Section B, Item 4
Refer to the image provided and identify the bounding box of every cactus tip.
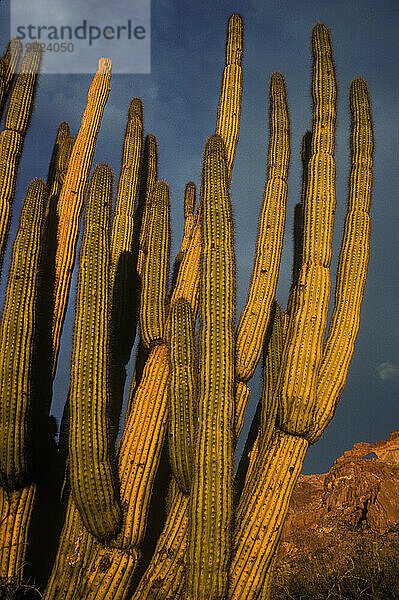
[98,57,112,73]
[128,97,144,120]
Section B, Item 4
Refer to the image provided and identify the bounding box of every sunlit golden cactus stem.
[0,179,45,490]
[277,23,336,437]
[140,180,170,349]
[228,431,308,600]
[236,72,289,382]
[71,344,169,600]
[187,135,236,600]
[137,133,158,276]
[177,182,196,260]
[309,78,373,442]
[110,97,143,285]
[0,42,42,266]
[69,164,122,541]
[216,14,243,182]
[168,298,196,493]
[52,57,112,379]
[0,39,22,114]
[311,24,336,156]
[239,303,286,514]
[0,485,36,584]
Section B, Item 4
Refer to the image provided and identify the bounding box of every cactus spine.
[69,164,121,540]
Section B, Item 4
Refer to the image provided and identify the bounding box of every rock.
[278,430,399,564]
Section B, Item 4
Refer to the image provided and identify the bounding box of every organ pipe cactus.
[52,58,112,378]
[187,134,236,600]
[167,298,196,493]
[69,164,122,541]
[0,14,374,600]
[0,42,42,268]
[0,179,46,490]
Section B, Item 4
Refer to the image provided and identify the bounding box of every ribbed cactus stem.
[228,431,308,600]
[0,485,36,583]
[277,23,336,437]
[187,134,236,599]
[52,58,112,379]
[216,14,243,181]
[109,97,143,441]
[57,135,76,186]
[139,180,170,349]
[1,38,23,99]
[46,121,70,202]
[0,179,46,490]
[69,164,122,541]
[110,97,143,284]
[171,182,196,289]
[168,298,196,493]
[180,182,196,256]
[236,72,289,382]
[309,78,373,442]
[0,42,42,267]
[137,134,158,277]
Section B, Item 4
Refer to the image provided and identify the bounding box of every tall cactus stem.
[52,57,112,380]
[69,164,122,541]
[187,134,236,599]
[0,179,46,490]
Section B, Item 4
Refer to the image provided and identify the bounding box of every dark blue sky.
[0,0,398,474]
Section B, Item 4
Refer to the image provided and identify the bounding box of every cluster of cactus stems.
[0,12,373,600]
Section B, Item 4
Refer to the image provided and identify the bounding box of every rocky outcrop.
[279,431,399,563]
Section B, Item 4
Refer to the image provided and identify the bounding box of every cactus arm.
[52,58,112,379]
[309,78,373,442]
[168,298,196,493]
[0,39,23,118]
[137,134,158,277]
[0,43,42,268]
[42,495,95,600]
[235,73,289,383]
[0,179,46,490]
[110,97,143,286]
[109,97,143,442]
[69,164,122,541]
[171,182,196,288]
[276,23,336,438]
[216,14,243,182]
[139,181,170,349]
[187,135,236,599]
[228,431,308,599]
[0,485,36,583]
[45,122,70,203]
